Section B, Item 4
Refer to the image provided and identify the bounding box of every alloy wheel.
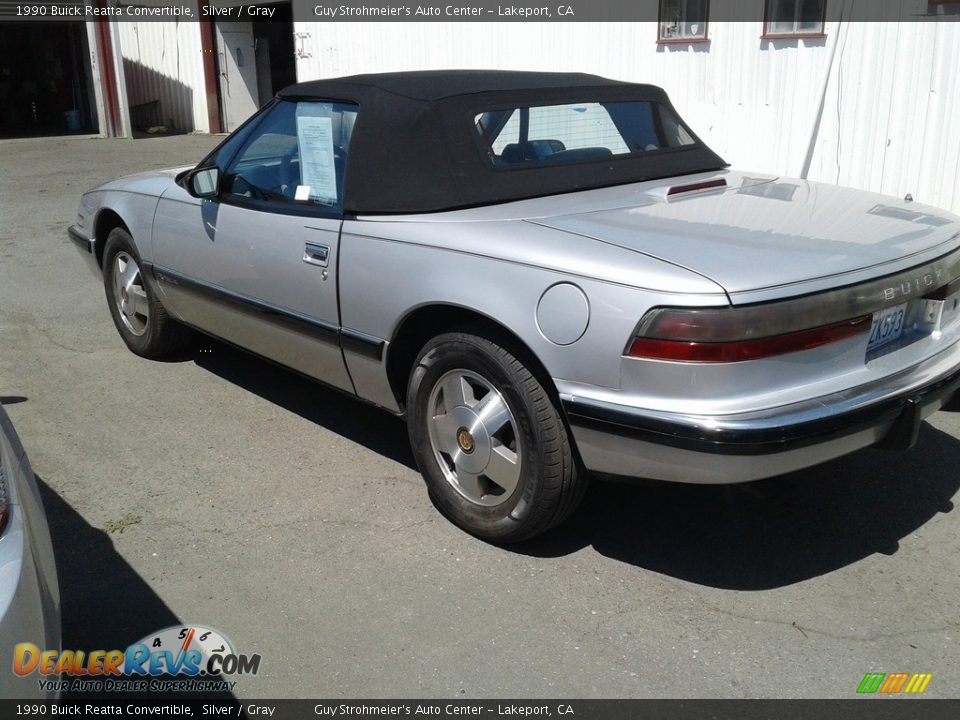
[426,369,522,507]
[112,251,149,336]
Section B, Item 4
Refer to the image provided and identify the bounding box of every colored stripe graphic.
[880,672,909,693]
[904,673,933,694]
[857,672,932,694]
[857,673,885,694]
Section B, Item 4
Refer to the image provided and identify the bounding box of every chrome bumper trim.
[562,354,960,456]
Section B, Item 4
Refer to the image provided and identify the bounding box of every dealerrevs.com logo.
[14,625,261,694]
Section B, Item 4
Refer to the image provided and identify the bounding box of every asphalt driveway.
[1,134,958,698]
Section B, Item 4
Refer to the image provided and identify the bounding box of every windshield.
[475,100,697,168]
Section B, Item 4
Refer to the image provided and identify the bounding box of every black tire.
[103,227,190,358]
[406,332,587,543]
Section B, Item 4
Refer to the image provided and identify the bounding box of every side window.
[221,99,357,212]
[200,101,274,170]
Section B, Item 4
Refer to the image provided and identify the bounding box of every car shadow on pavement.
[180,338,417,470]
[35,476,239,702]
[519,423,960,590]
[161,340,959,591]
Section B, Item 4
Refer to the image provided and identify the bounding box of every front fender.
[89,191,162,267]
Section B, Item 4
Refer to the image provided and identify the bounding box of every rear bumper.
[562,342,960,484]
[68,225,101,279]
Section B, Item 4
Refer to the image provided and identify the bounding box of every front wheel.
[406,332,587,543]
[103,228,190,358]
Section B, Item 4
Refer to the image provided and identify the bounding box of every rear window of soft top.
[474,100,696,168]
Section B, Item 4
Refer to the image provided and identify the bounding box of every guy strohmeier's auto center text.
[312,5,575,18]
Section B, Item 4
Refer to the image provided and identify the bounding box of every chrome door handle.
[303,242,329,267]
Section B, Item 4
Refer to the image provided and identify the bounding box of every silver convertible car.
[70,71,960,542]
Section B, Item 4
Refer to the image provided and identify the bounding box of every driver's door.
[151,99,357,392]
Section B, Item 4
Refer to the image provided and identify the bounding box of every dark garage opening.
[252,3,296,106]
[0,22,97,138]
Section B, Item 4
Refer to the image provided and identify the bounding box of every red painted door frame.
[93,15,121,136]
[199,2,223,134]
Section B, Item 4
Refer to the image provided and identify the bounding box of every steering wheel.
[230,175,267,201]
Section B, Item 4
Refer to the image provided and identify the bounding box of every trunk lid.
[529,174,960,298]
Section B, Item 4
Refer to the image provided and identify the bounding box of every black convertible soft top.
[278,70,727,214]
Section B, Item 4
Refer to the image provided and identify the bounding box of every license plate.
[867,303,907,353]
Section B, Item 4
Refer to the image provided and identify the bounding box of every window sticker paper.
[295,115,337,203]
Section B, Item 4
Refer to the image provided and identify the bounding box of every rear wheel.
[407,332,586,543]
[103,228,189,358]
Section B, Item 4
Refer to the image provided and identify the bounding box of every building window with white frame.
[763,0,827,38]
[658,0,709,44]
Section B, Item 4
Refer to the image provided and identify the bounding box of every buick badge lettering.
[882,270,943,301]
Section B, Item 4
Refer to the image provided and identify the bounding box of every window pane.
[766,0,796,33]
[658,106,695,146]
[772,0,797,21]
[489,110,519,154]
[660,0,683,38]
[529,103,630,154]
[204,105,269,169]
[222,99,356,210]
[798,0,824,30]
[766,0,824,34]
[659,0,708,40]
[475,100,696,168]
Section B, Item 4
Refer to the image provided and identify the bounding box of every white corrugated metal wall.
[292,15,960,213]
[118,14,209,133]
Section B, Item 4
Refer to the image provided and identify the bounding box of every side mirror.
[178,166,220,199]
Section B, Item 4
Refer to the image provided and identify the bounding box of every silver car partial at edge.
[0,402,60,698]
[68,71,960,542]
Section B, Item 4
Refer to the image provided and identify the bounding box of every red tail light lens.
[627,308,872,363]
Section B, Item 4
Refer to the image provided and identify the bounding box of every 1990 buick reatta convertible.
[69,71,960,542]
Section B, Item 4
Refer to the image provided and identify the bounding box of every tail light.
[626,306,872,363]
